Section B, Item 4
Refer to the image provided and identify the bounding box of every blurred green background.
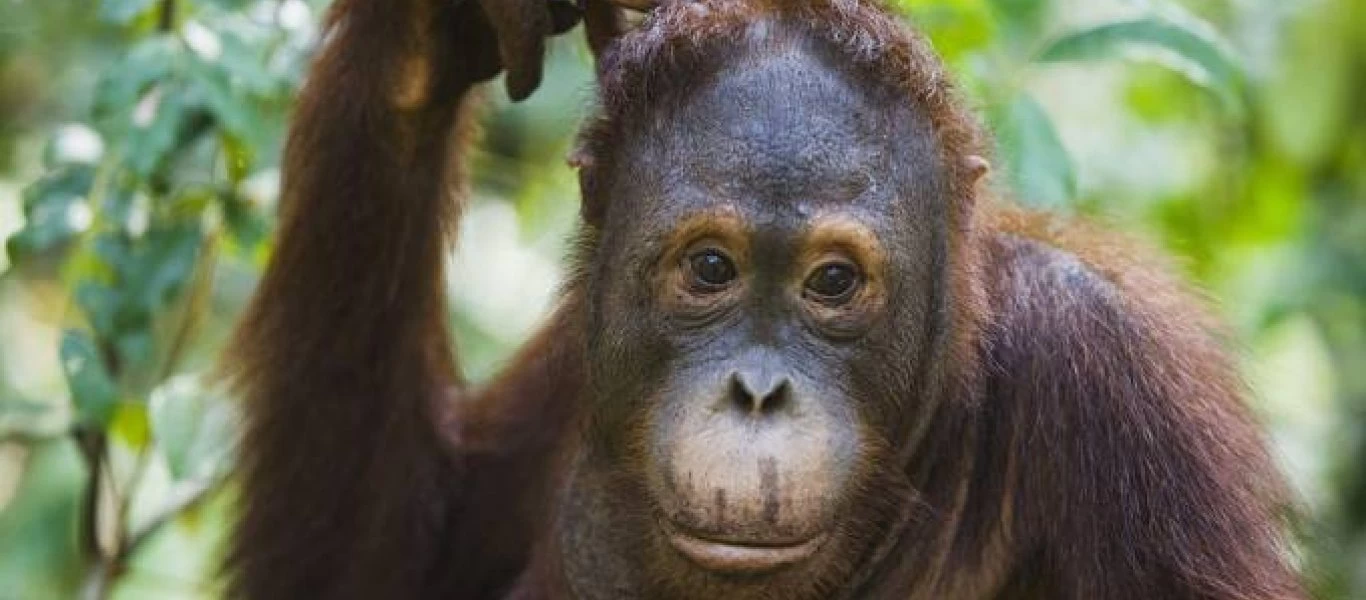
[0,0,1363,597]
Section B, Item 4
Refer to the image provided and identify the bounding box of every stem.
[80,561,115,600]
[113,447,152,552]
[157,233,219,383]
[75,427,112,600]
[75,428,107,563]
[158,0,176,32]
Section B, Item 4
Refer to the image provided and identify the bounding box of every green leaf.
[220,134,255,183]
[110,402,151,448]
[71,225,203,373]
[6,166,96,259]
[93,36,180,127]
[99,0,160,24]
[124,86,193,177]
[149,376,236,482]
[125,225,203,312]
[993,94,1076,208]
[75,282,122,340]
[1036,16,1244,114]
[114,330,155,373]
[60,330,120,425]
[97,178,140,234]
[220,189,269,251]
[216,30,285,96]
[187,59,268,146]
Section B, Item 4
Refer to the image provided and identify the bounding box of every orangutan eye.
[805,262,860,302]
[688,249,737,290]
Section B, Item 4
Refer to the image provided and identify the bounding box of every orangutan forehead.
[620,42,937,211]
[705,51,892,165]
[575,5,983,226]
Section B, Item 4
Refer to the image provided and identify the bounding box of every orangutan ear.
[964,154,990,184]
[567,145,594,171]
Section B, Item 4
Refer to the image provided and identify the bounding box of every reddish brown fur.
[223,1,1301,598]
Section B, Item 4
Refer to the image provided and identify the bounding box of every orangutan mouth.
[662,520,828,574]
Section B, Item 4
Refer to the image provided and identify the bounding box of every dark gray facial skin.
[561,25,953,600]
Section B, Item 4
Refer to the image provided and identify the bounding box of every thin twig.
[112,447,152,552]
[75,427,112,600]
[79,561,115,600]
[158,0,176,32]
[157,234,219,383]
[75,428,107,563]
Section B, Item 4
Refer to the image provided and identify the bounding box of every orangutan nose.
[729,369,792,416]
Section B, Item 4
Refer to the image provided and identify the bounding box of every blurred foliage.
[0,0,1363,598]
